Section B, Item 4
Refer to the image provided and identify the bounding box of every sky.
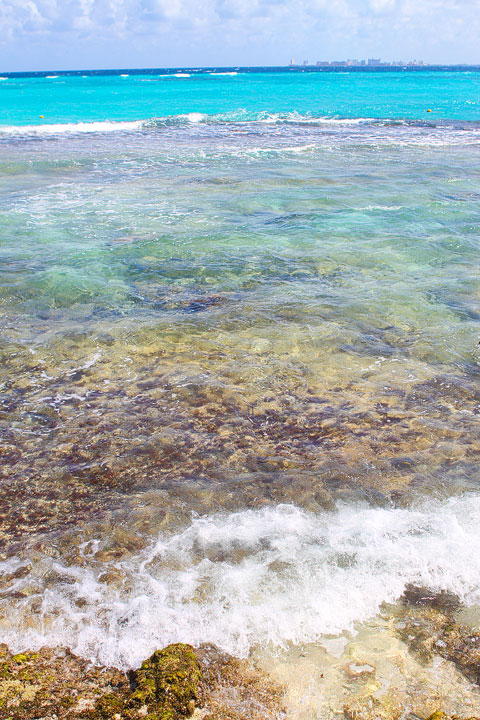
[0,0,479,71]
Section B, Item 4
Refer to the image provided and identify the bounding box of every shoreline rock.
[0,642,286,720]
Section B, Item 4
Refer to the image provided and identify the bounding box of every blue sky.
[1,0,479,71]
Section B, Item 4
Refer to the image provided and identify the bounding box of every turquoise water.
[1,69,480,716]
[1,69,480,126]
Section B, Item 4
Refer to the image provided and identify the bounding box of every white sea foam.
[174,73,191,77]
[238,112,374,125]
[359,205,405,211]
[0,119,145,135]
[226,143,318,158]
[1,494,480,669]
[182,112,205,123]
[46,75,59,79]
[286,115,373,125]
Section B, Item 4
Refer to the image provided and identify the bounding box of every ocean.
[1,68,480,718]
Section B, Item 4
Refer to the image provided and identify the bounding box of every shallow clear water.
[1,70,480,718]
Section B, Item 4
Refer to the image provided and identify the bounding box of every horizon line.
[2,63,480,76]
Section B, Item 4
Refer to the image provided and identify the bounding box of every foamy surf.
[0,119,145,135]
[1,494,480,669]
[181,112,205,122]
[0,111,479,145]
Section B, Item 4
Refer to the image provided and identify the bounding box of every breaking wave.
[1,494,480,668]
[1,111,480,141]
[0,119,146,135]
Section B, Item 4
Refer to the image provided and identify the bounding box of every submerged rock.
[402,583,461,612]
[196,643,286,719]
[342,688,403,720]
[339,586,480,720]
[396,586,480,685]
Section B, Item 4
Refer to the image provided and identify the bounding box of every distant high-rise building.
[290,58,295,66]
[316,61,330,66]
[368,58,381,66]
[303,60,309,66]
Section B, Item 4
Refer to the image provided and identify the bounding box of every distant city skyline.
[291,58,427,68]
[0,0,479,72]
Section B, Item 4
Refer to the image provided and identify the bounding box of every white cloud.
[0,0,479,68]
[369,0,397,13]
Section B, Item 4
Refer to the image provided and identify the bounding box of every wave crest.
[1,494,480,668]
[1,109,480,144]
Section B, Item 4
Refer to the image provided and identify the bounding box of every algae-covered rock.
[0,642,202,720]
[0,641,284,720]
[128,643,203,719]
[92,691,126,719]
[0,643,128,719]
[426,713,480,720]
